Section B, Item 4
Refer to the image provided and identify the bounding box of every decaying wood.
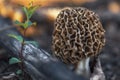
[0,17,88,80]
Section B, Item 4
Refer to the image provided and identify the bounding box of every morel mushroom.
[52,7,105,76]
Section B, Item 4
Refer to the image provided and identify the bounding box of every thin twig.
[19,28,28,77]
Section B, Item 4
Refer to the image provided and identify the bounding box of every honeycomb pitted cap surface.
[52,7,105,65]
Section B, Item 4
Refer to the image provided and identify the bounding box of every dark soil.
[100,35,120,80]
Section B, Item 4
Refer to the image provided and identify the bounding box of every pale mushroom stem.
[90,56,105,80]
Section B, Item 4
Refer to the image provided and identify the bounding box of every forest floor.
[100,33,120,80]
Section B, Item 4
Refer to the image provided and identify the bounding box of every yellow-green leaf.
[14,20,24,27]
[16,70,22,75]
[28,6,39,19]
[27,20,33,27]
[22,7,29,20]
[8,34,23,43]
[9,57,21,65]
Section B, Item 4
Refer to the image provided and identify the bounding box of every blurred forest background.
[0,0,120,80]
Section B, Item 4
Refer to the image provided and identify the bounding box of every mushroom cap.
[52,7,105,65]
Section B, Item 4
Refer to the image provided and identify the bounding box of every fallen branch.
[0,16,88,80]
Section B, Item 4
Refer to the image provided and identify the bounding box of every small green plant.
[8,57,23,80]
[8,1,39,79]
